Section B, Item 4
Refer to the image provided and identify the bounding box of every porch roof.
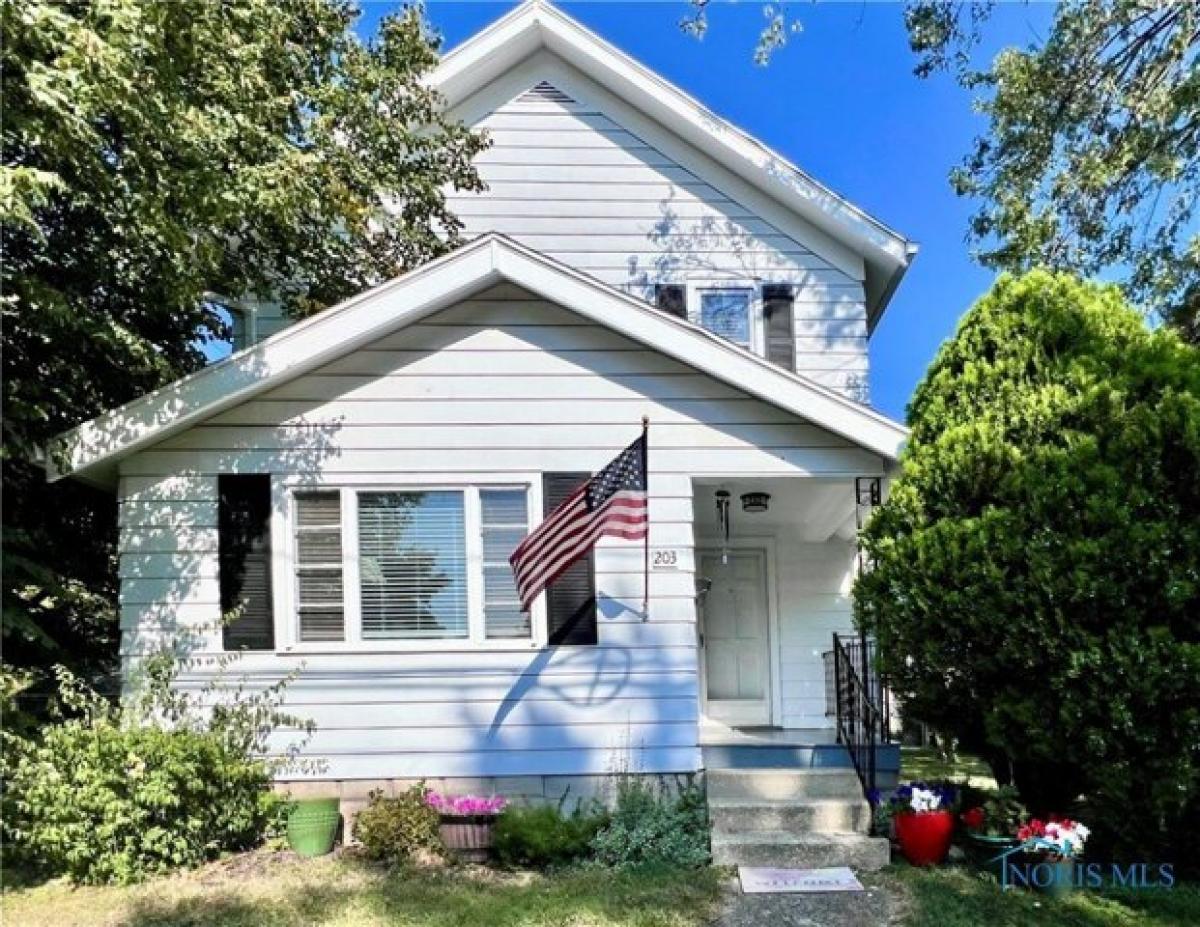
[48,234,908,489]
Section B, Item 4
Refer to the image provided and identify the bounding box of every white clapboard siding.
[259,697,699,729]
[119,447,882,478]
[117,288,879,779]
[444,84,871,399]
[774,535,859,729]
[265,721,698,756]
[229,77,875,403]
[277,749,703,780]
[187,671,699,706]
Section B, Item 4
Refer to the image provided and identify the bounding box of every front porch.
[689,477,896,870]
[690,475,891,740]
[699,719,900,785]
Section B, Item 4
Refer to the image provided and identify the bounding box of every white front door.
[699,550,771,726]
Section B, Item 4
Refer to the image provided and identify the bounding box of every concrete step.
[701,742,853,770]
[707,768,863,801]
[710,831,891,871]
[708,797,872,836]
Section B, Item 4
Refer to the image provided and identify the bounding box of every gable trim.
[48,234,907,489]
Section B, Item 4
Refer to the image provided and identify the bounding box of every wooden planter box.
[438,815,498,863]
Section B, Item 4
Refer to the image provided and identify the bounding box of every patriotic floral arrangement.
[1017,816,1090,859]
[869,781,958,824]
[425,792,508,817]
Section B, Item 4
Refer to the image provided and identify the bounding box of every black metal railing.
[831,632,889,795]
[823,637,887,722]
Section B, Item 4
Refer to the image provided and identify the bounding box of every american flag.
[510,432,648,611]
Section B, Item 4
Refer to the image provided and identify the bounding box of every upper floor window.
[693,285,756,350]
[654,281,795,371]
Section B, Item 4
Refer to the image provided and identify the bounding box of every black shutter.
[654,284,687,319]
[218,474,274,650]
[542,473,597,645]
[763,283,796,371]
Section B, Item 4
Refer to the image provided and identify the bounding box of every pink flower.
[425,792,507,816]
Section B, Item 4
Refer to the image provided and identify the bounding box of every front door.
[699,550,771,726]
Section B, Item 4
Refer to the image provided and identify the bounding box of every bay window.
[286,484,536,649]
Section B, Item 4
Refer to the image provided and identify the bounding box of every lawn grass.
[883,863,1199,927]
[1,852,727,927]
[900,746,998,788]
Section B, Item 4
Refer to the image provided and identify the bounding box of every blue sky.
[353,0,1053,421]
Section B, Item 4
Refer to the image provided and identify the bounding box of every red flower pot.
[895,810,954,866]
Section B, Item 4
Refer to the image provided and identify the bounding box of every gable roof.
[49,234,907,489]
[430,0,918,327]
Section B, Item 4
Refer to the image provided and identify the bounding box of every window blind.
[358,491,468,640]
[294,491,344,642]
[480,489,530,639]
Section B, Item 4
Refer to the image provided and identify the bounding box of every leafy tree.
[907,0,1199,339]
[1,0,487,701]
[853,271,1200,861]
[682,1,1200,338]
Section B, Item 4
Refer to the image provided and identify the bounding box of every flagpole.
[642,415,650,621]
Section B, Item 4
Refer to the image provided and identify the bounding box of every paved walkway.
[712,873,901,927]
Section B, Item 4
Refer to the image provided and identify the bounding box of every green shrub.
[493,800,608,869]
[2,647,309,884]
[854,271,1200,863]
[353,784,442,863]
[4,719,279,884]
[590,777,709,869]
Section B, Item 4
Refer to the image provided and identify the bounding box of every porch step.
[711,831,891,871]
[709,797,872,836]
[701,742,853,770]
[707,768,863,801]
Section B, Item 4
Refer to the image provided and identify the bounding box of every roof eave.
[49,234,907,489]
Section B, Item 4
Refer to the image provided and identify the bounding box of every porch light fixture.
[740,491,770,514]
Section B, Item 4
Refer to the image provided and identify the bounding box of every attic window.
[517,81,577,104]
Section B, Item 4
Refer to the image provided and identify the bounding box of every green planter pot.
[965,833,1021,880]
[287,797,341,857]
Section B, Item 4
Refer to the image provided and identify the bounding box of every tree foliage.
[681,1,1200,339]
[907,0,1200,339]
[1,0,486,696]
[853,271,1200,860]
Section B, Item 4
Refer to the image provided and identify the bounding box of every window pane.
[295,492,344,642]
[296,530,342,564]
[481,489,530,639]
[699,290,751,346]
[295,492,341,527]
[296,608,344,642]
[358,491,468,639]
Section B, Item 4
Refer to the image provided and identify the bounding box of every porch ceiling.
[693,478,857,543]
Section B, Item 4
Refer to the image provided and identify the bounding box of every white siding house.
[51,1,910,844]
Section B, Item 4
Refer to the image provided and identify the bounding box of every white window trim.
[685,278,763,355]
[272,474,546,654]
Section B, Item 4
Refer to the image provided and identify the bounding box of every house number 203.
[652,550,679,569]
